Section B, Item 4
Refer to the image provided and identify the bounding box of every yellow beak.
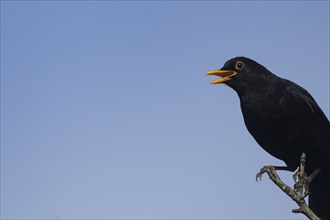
[206,70,237,84]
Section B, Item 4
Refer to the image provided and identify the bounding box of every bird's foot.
[293,168,321,198]
[256,165,291,181]
[292,168,306,198]
[256,165,276,181]
[293,167,307,198]
[292,168,300,183]
[293,180,306,198]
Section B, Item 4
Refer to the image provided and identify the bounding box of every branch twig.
[256,153,320,220]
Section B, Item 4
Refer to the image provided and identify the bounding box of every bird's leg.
[292,153,320,198]
[256,165,292,181]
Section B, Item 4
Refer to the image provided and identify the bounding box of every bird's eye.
[235,61,244,70]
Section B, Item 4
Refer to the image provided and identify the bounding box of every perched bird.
[207,57,330,219]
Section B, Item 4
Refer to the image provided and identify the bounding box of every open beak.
[206,70,237,84]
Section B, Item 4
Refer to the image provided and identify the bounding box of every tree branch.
[256,153,320,220]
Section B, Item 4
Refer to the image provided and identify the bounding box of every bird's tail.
[309,169,330,219]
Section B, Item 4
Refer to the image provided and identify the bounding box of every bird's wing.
[285,80,330,129]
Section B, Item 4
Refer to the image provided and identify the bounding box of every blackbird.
[207,57,330,219]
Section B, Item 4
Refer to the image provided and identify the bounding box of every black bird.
[207,57,330,219]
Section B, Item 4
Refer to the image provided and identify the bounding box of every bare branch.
[256,153,320,220]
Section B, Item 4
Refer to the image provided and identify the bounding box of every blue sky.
[1,1,329,219]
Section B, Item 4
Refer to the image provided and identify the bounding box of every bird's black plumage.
[207,57,330,219]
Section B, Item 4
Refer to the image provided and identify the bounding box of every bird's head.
[207,57,274,93]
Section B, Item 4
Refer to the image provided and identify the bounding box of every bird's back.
[239,77,330,171]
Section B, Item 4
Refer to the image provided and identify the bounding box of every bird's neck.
[234,74,279,99]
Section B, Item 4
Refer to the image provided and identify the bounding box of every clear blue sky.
[1,1,329,219]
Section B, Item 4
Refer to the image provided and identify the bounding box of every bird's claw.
[293,168,320,198]
[256,171,264,181]
[293,172,309,198]
[256,166,274,182]
[292,168,300,183]
[294,177,310,198]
